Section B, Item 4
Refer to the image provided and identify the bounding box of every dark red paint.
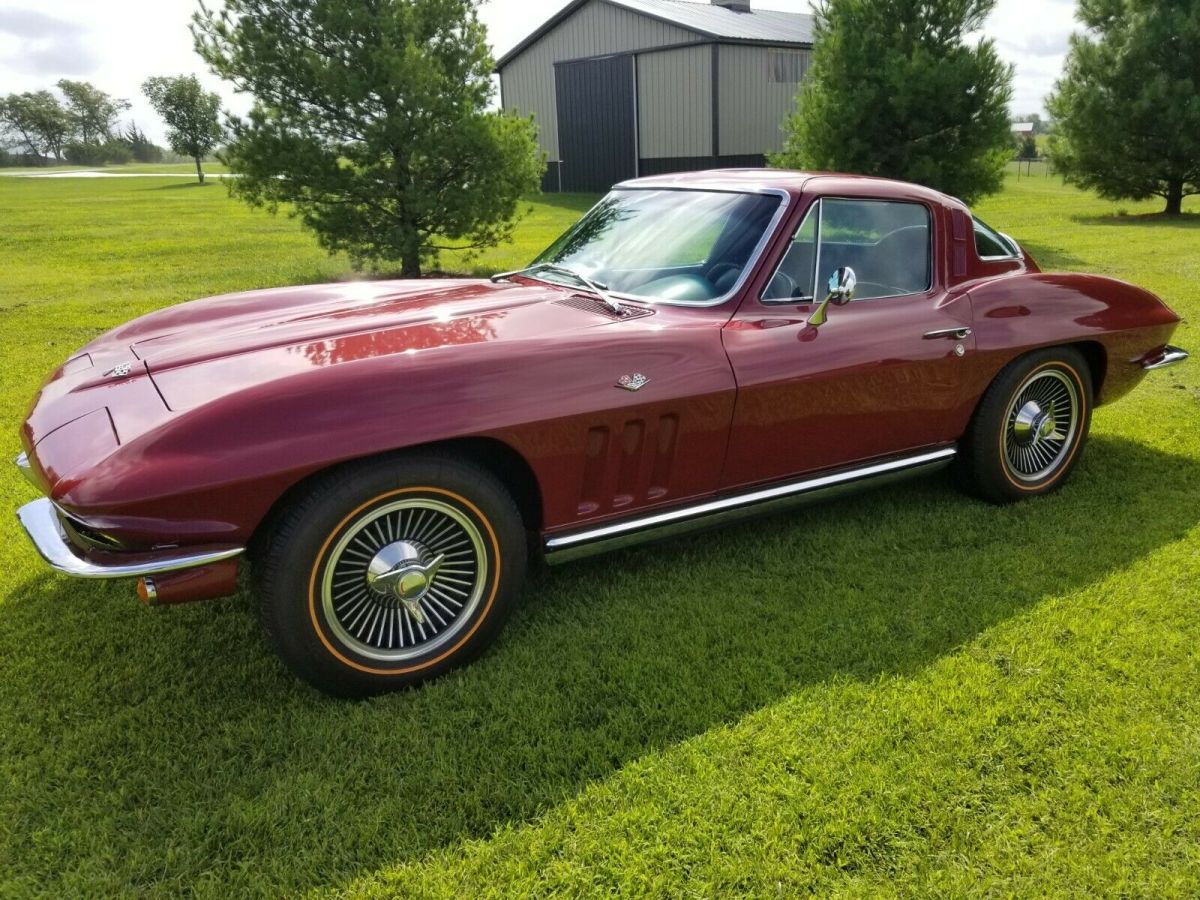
[19,170,1183,563]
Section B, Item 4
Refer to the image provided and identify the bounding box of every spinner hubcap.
[1012,401,1058,444]
[320,498,488,662]
[1002,368,1080,482]
[366,541,439,603]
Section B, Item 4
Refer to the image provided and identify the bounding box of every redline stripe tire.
[255,453,526,697]
[960,347,1093,505]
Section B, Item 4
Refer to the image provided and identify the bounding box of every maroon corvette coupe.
[16,170,1188,695]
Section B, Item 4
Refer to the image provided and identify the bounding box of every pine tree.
[193,0,543,277]
[773,0,1013,204]
[1048,0,1200,215]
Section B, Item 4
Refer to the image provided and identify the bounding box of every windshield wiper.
[491,263,623,315]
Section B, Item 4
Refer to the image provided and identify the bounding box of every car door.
[719,194,977,489]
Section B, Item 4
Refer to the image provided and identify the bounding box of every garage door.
[554,55,637,193]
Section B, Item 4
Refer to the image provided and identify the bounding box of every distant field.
[0,172,1197,897]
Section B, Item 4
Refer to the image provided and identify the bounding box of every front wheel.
[256,453,527,697]
[960,346,1094,504]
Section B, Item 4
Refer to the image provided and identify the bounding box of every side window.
[818,199,931,300]
[973,217,1015,259]
[763,203,818,300]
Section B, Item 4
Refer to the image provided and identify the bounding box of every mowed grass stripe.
[0,170,1196,897]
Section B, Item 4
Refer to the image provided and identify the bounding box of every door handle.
[923,327,972,340]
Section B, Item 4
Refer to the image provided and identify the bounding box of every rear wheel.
[960,346,1093,504]
[256,453,526,696]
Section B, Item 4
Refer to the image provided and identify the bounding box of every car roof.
[616,169,961,209]
[616,168,814,194]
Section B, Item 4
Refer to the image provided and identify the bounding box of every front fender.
[58,313,736,543]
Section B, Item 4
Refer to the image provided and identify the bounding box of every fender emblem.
[104,362,134,378]
[616,373,649,391]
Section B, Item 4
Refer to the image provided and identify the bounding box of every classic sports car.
[15,170,1188,696]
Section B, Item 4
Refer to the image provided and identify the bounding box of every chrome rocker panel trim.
[543,446,957,564]
[1142,345,1189,371]
[16,497,244,579]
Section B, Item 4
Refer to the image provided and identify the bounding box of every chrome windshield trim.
[16,498,243,579]
[1142,345,1189,370]
[544,446,956,562]
[504,187,792,309]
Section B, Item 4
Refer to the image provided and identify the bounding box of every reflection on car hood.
[99,279,552,369]
[78,277,643,411]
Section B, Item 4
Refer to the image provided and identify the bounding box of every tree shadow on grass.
[150,181,220,191]
[1071,211,1200,229]
[1,436,1196,893]
[1018,240,1092,272]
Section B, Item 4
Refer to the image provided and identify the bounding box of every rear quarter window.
[974,218,1016,259]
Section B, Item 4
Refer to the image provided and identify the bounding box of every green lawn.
[0,173,1197,897]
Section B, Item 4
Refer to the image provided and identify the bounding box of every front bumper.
[1142,345,1189,370]
[15,496,243,579]
[15,451,37,488]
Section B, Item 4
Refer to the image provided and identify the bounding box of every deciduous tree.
[56,80,129,146]
[193,0,543,277]
[773,0,1014,204]
[143,75,223,183]
[1048,0,1200,215]
[0,91,70,162]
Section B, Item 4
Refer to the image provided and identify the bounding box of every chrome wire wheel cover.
[1001,368,1080,482]
[320,498,487,662]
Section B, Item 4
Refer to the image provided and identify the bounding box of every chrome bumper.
[15,497,243,579]
[15,451,36,487]
[1142,345,1189,370]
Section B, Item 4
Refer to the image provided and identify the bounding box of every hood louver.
[553,294,654,321]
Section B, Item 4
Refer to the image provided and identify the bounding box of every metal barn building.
[496,0,814,192]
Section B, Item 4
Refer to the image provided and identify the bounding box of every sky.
[0,0,1078,146]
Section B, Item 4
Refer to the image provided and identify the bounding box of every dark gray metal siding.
[555,55,638,193]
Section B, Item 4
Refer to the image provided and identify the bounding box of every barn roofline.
[493,0,813,72]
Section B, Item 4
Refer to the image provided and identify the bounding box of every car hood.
[100,278,557,370]
[82,277,637,410]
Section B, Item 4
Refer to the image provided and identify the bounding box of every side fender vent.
[554,294,654,321]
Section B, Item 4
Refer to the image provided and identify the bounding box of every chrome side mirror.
[807,266,857,327]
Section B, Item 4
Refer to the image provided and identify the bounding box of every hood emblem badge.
[616,373,649,392]
[104,362,134,379]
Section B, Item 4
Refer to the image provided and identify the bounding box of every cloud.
[0,8,98,76]
[1025,32,1071,57]
[0,8,83,39]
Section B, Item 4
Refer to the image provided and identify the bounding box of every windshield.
[532,189,783,305]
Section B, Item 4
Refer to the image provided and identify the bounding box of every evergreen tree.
[1048,0,1200,215]
[121,124,164,164]
[773,0,1013,204]
[193,0,543,277]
